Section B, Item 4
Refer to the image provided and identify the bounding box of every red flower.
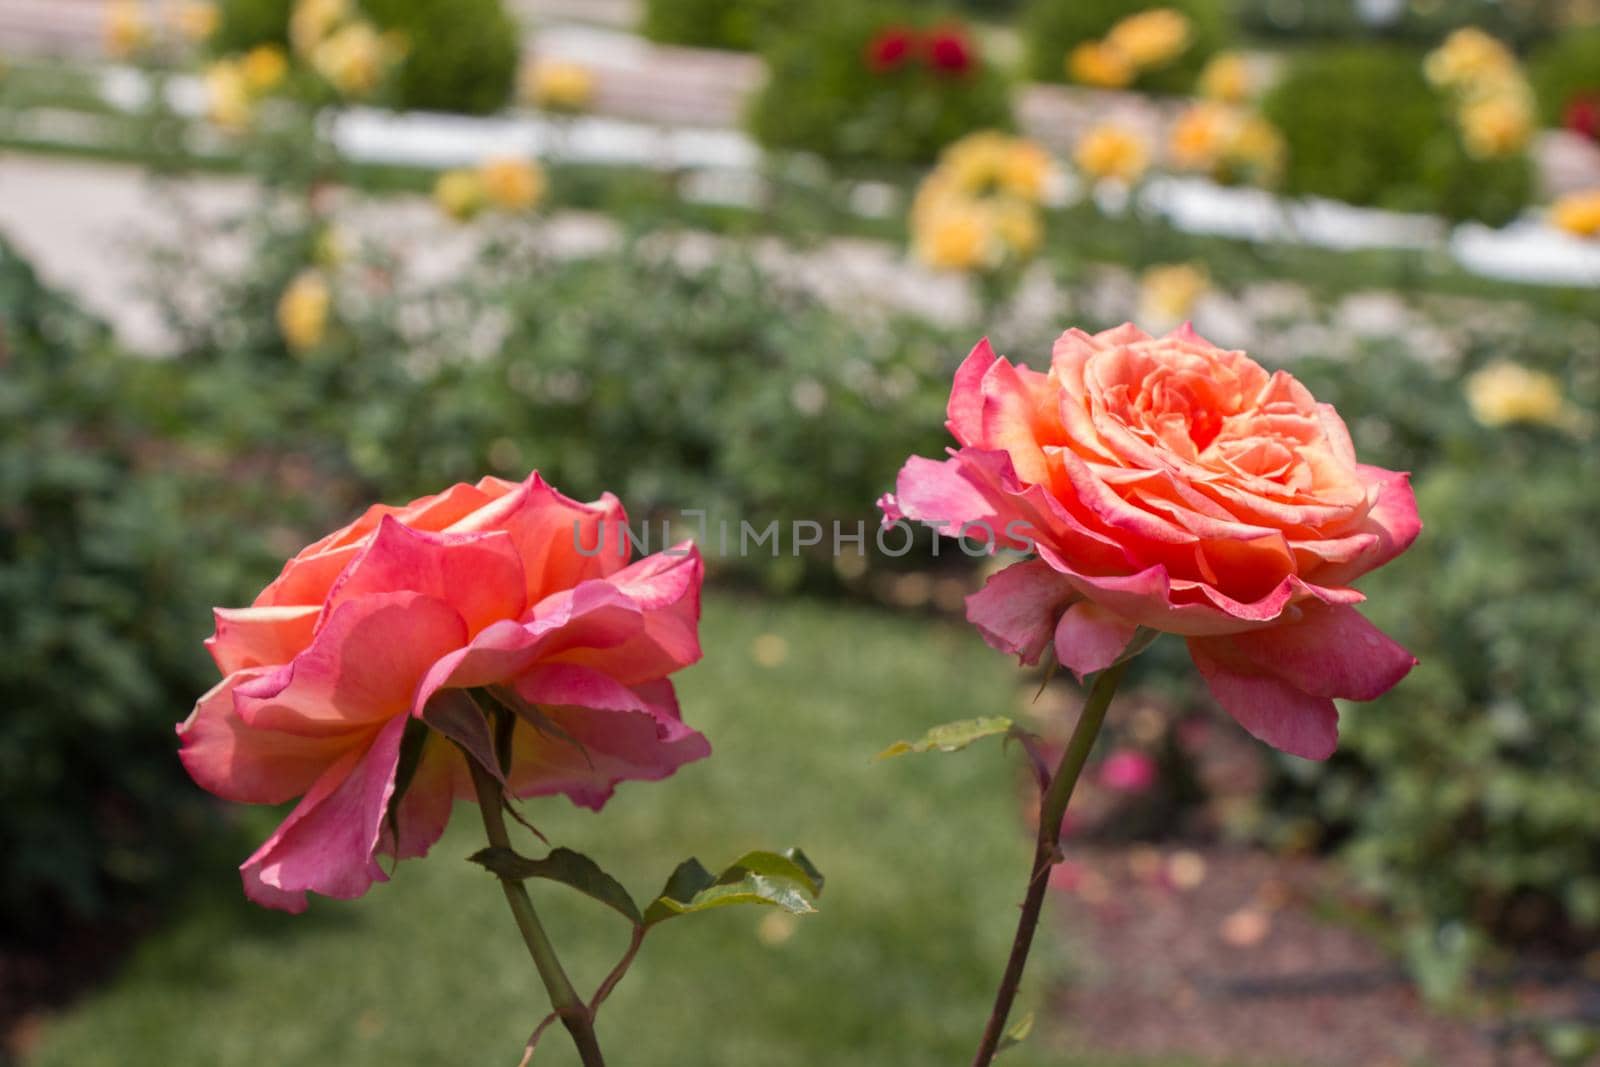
[925,24,976,77]
[865,26,918,74]
[1565,94,1600,143]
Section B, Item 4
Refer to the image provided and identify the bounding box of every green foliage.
[747,4,1014,167]
[1529,26,1600,127]
[214,0,292,53]
[1274,320,1600,974]
[0,240,278,937]
[362,0,519,115]
[215,0,518,113]
[640,0,794,51]
[1022,0,1229,93]
[1263,45,1533,225]
[876,716,1017,760]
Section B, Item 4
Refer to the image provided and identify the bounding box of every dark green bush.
[1267,320,1600,975]
[213,0,291,53]
[1529,26,1600,127]
[640,0,795,51]
[748,5,1013,167]
[216,0,518,114]
[1263,46,1533,225]
[1022,0,1228,93]
[361,0,519,114]
[0,241,281,939]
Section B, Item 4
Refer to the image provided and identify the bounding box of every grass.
[25,595,1258,1067]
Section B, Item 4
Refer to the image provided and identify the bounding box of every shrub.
[1529,26,1600,129]
[748,5,1013,167]
[213,0,291,53]
[640,0,793,52]
[1022,0,1229,94]
[361,0,519,114]
[1265,320,1600,977]
[215,0,518,113]
[1263,46,1533,226]
[0,241,280,939]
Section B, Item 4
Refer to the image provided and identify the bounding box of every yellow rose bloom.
[479,157,546,212]
[312,21,385,97]
[1424,28,1516,92]
[989,200,1043,258]
[1198,51,1251,103]
[940,132,1054,203]
[204,59,252,132]
[290,0,348,57]
[1551,189,1600,239]
[278,270,331,352]
[1105,8,1192,70]
[105,0,149,59]
[915,207,994,272]
[522,59,595,113]
[1067,40,1134,89]
[1464,362,1567,428]
[434,169,485,222]
[1139,262,1209,324]
[242,45,289,93]
[1458,88,1533,159]
[1074,124,1150,184]
[169,0,219,44]
[1169,102,1230,170]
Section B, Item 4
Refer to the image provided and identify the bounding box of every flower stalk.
[463,749,607,1067]
[971,658,1131,1067]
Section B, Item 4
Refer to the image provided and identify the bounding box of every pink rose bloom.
[881,325,1420,760]
[179,472,708,912]
[1098,749,1158,793]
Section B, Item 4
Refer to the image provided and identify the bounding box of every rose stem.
[463,751,608,1067]
[971,658,1131,1067]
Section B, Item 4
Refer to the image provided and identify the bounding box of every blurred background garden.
[2,0,1599,1063]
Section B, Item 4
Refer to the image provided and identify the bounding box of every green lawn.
[29,595,1255,1067]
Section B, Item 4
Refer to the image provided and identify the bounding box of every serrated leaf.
[875,716,1015,761]
[423,689,504,784]
[643,850,824,927]
[470,846,641,925]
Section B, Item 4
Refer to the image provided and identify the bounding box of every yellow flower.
[1067,40,1134,89]
[1458,88,1533,159]
[1464,362,1567,428]
[242,45,288,93]
[478,157,546,212]
[290,0,348,56]
[434,169,485,222]
[988,199,1042,258]
[1198,51,1251,103]
[1551,189,1600,239]
[940,131,1054,203]
[105,0,149,59]
[1424,28,1516,92]
[1225,113,1285,184]
[1105,8,1192,70]
[203,59,252,132]
[522,59,595,113]
[1169,102,1229,171]
[915,206,994,272]
[168,0,218,44]
[1074,124,1149,184]
[311,21,385,97]
[277,270,331,352]
[1139,263,1209,324]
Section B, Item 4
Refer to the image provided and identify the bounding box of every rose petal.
[206,605,320,675]
[965,559,1077,665]
[1054,601,1140,681]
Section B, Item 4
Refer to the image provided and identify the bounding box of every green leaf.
[422,689,504,784]
[469,846,642,925]
[875,716,1014,761]
[996,1010,1034,1055]
[643,850,824,927]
